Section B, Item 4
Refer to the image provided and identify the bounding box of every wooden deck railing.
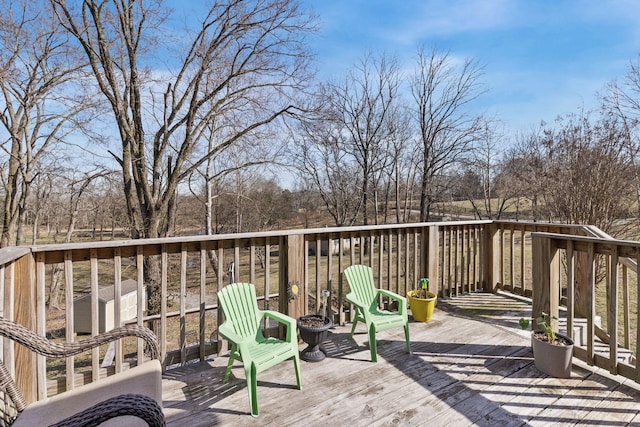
[1,219,635,404]
[532,231,640,384]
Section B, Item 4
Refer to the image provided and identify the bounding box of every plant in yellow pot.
[407,278,437,322]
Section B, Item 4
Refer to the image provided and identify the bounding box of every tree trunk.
[419,172,429,222]
[1,140,21,248]
[48,265,64,310]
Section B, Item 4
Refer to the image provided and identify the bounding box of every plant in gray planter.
[297,314,332,362]
[520,312,574,378]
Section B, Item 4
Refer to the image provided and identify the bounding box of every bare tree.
[85,174,129,240]
[379,107,411,224]
[410,47,485,221]
[602,60,640,217]
[328,52,403,226]
[187,122,283,276]
[52,1,315,311]
[458,121,515,219]
[29,170,54,244]
[543,112,634,232]
[292,106,363,226]
[0,0,92,247]
[51,0,315,240]
[48,169,109,308]
[509,111,635,233]
[401,145,422,223]
[502,126,550,221]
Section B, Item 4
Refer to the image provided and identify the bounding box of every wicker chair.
[0,317,164,426]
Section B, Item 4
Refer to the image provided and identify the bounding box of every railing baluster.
[35,253,46,400]
[90,249,99,381]
[472,227,478,292]
[415,229,421,290]
[161,246,168,364]
[609,245,619,375]
[338,236,344,325]
[64,250,74,391]
[455,227,460,296]
[217,246,224,356]
[586,242,595,366]
[136,246,144,362]
[249,239,256,289]
[0,265,4,321]
[5,262,14,381]
[509,224,515,291]
[566,241,575,342]
[404,230,410,295]
[265,241,271,312]
[314,237,320,316]
[622,264,630,349]
[180,244,187,366]
[499,227,505,288]
[327,237,333,306]
[375,233,382,290]
[520,227,526,294]
[635,246,640,383]
[199,245,206,361]
[304,238,309,320]
[463,225,468,293]
[447,227,452,297]
[234,241,240,282]
[348,236,355,323]
[114,247,122,373]
[387,230,393,293]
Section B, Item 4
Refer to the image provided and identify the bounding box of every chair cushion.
[13,359,162,427]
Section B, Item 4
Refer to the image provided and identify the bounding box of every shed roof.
[75,279,140,303]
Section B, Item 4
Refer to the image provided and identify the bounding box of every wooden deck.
[161,293,640,426]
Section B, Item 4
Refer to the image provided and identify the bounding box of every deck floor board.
[162,293,640,426]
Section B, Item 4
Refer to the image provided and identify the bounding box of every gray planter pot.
[297,315,332,362]
[531,331,574,378]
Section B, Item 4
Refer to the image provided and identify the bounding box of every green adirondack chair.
[217,282,301,417]
[344,264,411,362]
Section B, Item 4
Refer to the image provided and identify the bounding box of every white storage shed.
[73,279,145,334]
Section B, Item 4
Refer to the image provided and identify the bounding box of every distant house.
[73,279,145,334]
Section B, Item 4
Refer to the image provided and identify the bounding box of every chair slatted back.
[344,265,377,307]
[218,283,261,339]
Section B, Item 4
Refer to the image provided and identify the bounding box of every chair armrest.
[377,289,406,305]
[262,310,295,327]
[262,310,296,341]
[377,289,407,313]
[0,317,160,416]
[0,317,159,361]
[345,292,362,307]
[48,393,165,427]
[218,322,245,344]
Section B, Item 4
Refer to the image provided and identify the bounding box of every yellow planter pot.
[407,290,437,322]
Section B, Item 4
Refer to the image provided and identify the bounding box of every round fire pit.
[297,314,332,362]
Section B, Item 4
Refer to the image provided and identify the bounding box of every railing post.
[426,225,439,294]
[574,251,590,318]
[280,234,305,322]
[482,223,499,292]
[14,252,37,403]
[532,234,560,329]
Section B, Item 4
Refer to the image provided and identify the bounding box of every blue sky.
[302,0,640,136]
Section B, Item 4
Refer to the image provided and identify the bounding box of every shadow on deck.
[162,292,640,426]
